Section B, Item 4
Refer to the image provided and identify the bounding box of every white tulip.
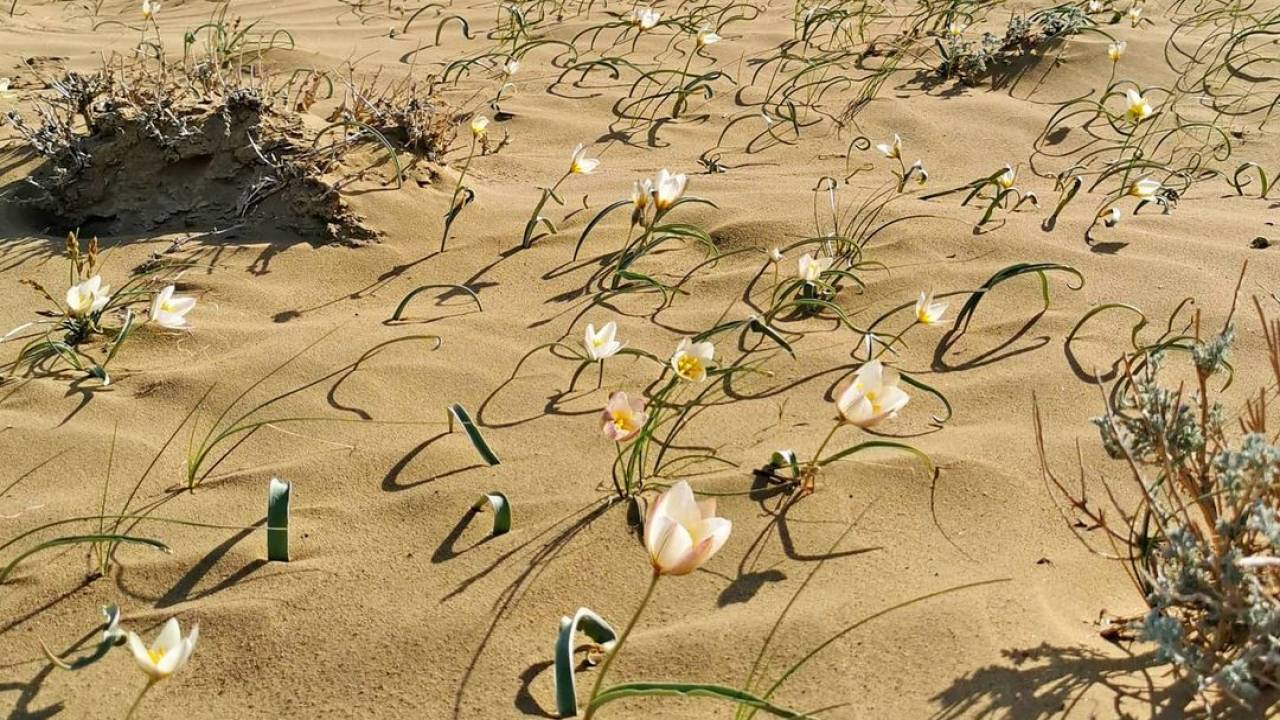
[915,290,948,325]
[696,28,721,47]
[631,7,661,29]
[1124,89,1153,123]
[1129,177,1162,199]
[797,253,833,283]
[1127,5,1142,23]
[65,276,110,317]
[569,143,600,175]
[470,115,490,138]
[671,338,714,382]
[876,133,902,159]
[1108,41,1126,62]
[770,247,784,263]
[150,285,196,330]
[654,169,687,210]
[644,480,731,576]
[834,360,910,428]
[583,321,623,361]
[503,59,520,76]
[997,164,1016,189]
[141,0,159,19]
[126,618,198,682]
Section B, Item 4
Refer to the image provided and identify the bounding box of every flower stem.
[810,420,842,468]
[584,570,661,719]
[124,679,157,720]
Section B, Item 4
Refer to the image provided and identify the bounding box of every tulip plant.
[0,232,197,387]
[520,143,600,249]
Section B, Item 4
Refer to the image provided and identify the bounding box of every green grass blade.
[555,607,618,717]
[449,403,499,466]
[267,477,291,562]
[472,492,511,536]
[590,682,813,718]
[0,535,171,585]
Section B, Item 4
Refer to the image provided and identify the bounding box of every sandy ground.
[2,0,1279,717]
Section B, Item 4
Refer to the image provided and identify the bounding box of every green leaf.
[267,477,291,562]
[817,440,933,474]
[749,317,795,357]
[590,682,814,718]
[555,608,618,717]
[0,535,171,585]
[449,403,500,466]
[471,492,511,536]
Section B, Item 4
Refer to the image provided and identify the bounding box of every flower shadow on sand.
[930,643,1279,719]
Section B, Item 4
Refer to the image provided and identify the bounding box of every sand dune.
[2,0,1279,717]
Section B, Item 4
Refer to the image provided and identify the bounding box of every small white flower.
[834,360,910,428]
[503,58,520,76]
[569,143,600,175]
[1129,177,1162,199]
[1103,207,1122,226]
[65,276,110,317]
[696,28,721,47]
[770,247,784,263]
[997,164,1016,190]
[631,7,661,29]
[470,115,490,138]
[1127,4,1142,24]
[583,321,623,361]
[1124,88,1154,123]
[671,338,714,382]
[141,0,159,18]
[1108,41,1126,62]
[914,290,948,325]
[126,618,198,682]
[876,133,902,159]
[797,253,833,283]
[1088,0,1103,11]
[150,285,196,330]
[654,169,687,210]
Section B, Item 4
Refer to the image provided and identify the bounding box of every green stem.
[442,137,478,252]
[584,570,661,719]
[810,421,842,467]
[124,679,158,720]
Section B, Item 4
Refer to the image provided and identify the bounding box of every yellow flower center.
[917,308,931,323]
[148,647,166,665]
[676,355,702,379]
[611,409,637,432]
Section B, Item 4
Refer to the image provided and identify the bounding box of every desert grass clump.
[936,5,1100,85]
[1040,292,1280,709]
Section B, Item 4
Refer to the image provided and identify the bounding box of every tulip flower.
[644,480,731,576]
[150,286,196,330]
[770,247,784,262]
[569,144,600,175]
[915,290,948,325]
[997,165,1016,190]
[797,253,833,284]
[696,28,721,47]
[1129,177,1161,199]
[946,21,963,37]
[65,276,110,318]
[470,115,490,138]
[581,480,733,718]
[631,7,661,29]
[1088,0,1103,11]
[142,0,159,19]
[834,360,910,428]
[1124,89,1153,123]
[127,618,198,682]
[876,134,902,159]
[671,338,714,382]
[1108,41,1125,62]
[601,391,647,442]
[1103,207,1122,226]
[654,169,687,210]
[1127,5,1142,24]
[583,321,623,361]
[503,59,520,76]
[631,179,653,210]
